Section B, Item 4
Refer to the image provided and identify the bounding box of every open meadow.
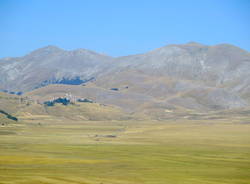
[0,118,250,184]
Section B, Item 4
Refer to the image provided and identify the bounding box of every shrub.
[110,88,119,91]
[44,98,71,106]
[77,98,93,103]
[0,110,18,121]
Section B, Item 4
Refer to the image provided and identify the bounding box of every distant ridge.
[0,42,249,112]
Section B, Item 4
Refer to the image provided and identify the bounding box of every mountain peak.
[186,41,203,45]
[27,45,64,57]
[185,41,205,47]
[36,45,63,52]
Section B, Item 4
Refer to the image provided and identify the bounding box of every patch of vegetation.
[57,76,86,85]
[0,90,23,96]
[0,110,18,121]
[110,88,119,91]
[77,98,93,103]
[43,101,54,106]
[44,97,71,106]
[16,91,23,95]
[36,77,95,89]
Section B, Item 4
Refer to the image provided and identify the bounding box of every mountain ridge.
[0,42,249,113]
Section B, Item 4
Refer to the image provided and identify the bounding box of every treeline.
[0,110,18,121]
[44,97,94,106]
[0,89,22,95]
[44,98,71,106]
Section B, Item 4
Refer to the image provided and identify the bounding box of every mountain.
[93,42,250,111]
[0,45,113,92]
[0,42,250,113]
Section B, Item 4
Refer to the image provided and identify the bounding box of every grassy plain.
[0,117,250,184]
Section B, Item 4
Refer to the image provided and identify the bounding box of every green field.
[0,119,250,184]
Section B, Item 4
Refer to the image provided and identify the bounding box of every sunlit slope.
[2,87,250,121]
[1,42,250,112]
[0,91,131,121]
[17,102,131,121]
[0,92,21,114]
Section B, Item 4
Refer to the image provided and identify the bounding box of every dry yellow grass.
[0,117,250,184]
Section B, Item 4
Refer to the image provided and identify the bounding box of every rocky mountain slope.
[0,46,113,92]
[1,42,249,113]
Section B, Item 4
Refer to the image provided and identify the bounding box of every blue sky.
[0,0,249,57]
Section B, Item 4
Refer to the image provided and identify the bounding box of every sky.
[0,0,249,58]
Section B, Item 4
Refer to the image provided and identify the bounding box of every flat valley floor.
[0,118,250,184]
